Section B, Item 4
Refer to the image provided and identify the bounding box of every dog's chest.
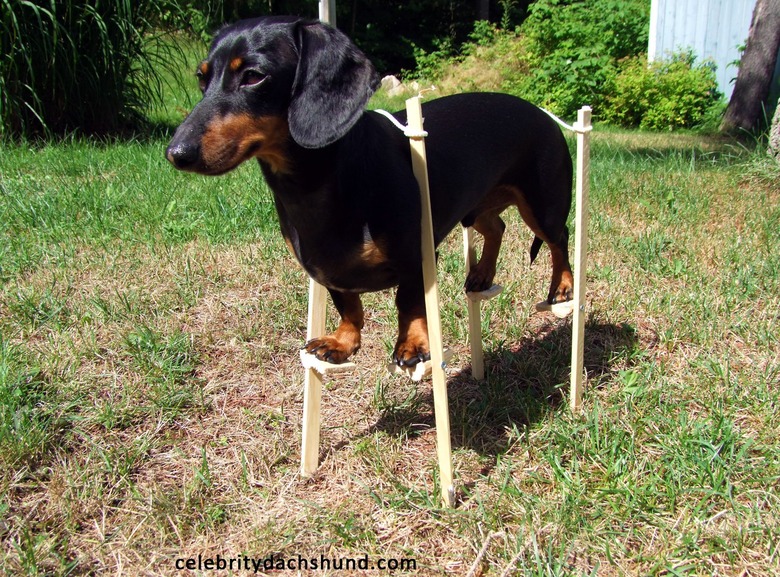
[281,219,397,293]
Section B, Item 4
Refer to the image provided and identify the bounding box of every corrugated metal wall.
[648,0,757,99]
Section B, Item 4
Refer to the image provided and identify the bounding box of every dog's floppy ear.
[289,21,379,148]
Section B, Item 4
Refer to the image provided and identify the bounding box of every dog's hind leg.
[513,191,573,304]
[304,290,363,363]
[545,228,574,304]
[464,211,506,293]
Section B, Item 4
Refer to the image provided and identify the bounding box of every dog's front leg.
[393,274,430,367]
[304,290,364,364]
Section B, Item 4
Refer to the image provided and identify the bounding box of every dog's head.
[166,16,379,175]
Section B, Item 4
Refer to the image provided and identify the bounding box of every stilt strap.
[374,109,429,139]
[541,108,593,134]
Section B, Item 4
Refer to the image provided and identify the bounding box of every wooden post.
[405,96,455,508]
[318,0,336,27]
[463,227,485,380]
[570,106,591,411]
[304,0,340,481]
[462,228,503,381]
[300,279,328,476]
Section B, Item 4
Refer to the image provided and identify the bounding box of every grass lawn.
[1,49,779,575]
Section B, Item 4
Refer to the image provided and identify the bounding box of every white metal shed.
[648,0,758,99]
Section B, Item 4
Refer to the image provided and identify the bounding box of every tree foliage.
[1,0,726,136]
[1,0,530,137]
[163,1,533,74]
[518,0,650,117]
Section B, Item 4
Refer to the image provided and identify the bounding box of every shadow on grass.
[371,320,638,457]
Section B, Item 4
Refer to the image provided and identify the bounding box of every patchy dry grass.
[1,116,779,577]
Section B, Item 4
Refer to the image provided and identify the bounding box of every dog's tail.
[529,236,543,264]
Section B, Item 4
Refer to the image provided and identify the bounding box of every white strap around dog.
[541,107,593,134]
[373,108,429,139]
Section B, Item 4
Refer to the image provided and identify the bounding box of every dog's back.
[394,93,573,244]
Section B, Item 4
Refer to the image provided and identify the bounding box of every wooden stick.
[405,96,455,508]
[570,106,592,412]
[318,0,336,26]
[300,278,327,476]
[463,227,485,380]
[463,228,503,380]
[306,0,337,482]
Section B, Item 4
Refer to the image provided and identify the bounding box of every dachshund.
[166,16,573,368]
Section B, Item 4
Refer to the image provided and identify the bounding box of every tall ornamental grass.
[0,0,183,138]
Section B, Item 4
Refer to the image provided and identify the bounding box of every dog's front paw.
[393,338,431,367]
[464,264,496,293]
[304,335,358,364]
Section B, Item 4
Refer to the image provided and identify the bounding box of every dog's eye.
[241,70,267,88]
[195,70,208,93]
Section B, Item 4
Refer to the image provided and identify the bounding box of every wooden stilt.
[405,96,455,508]
[463,227,504,380]
[570,106,592,412]
[463,227,484,380]
[300,279,328,476]
[318,0,336,27]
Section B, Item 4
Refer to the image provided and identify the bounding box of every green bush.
[0,1,184,138]
[602,52,723,129]
[516,0,650,118]
[411,35,457,81]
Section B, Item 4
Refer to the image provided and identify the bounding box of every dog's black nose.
[166,141,200,170]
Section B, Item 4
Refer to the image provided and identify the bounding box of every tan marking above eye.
[229,57,243,72]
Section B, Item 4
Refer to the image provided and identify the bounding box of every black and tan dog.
[167,16,573,368]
